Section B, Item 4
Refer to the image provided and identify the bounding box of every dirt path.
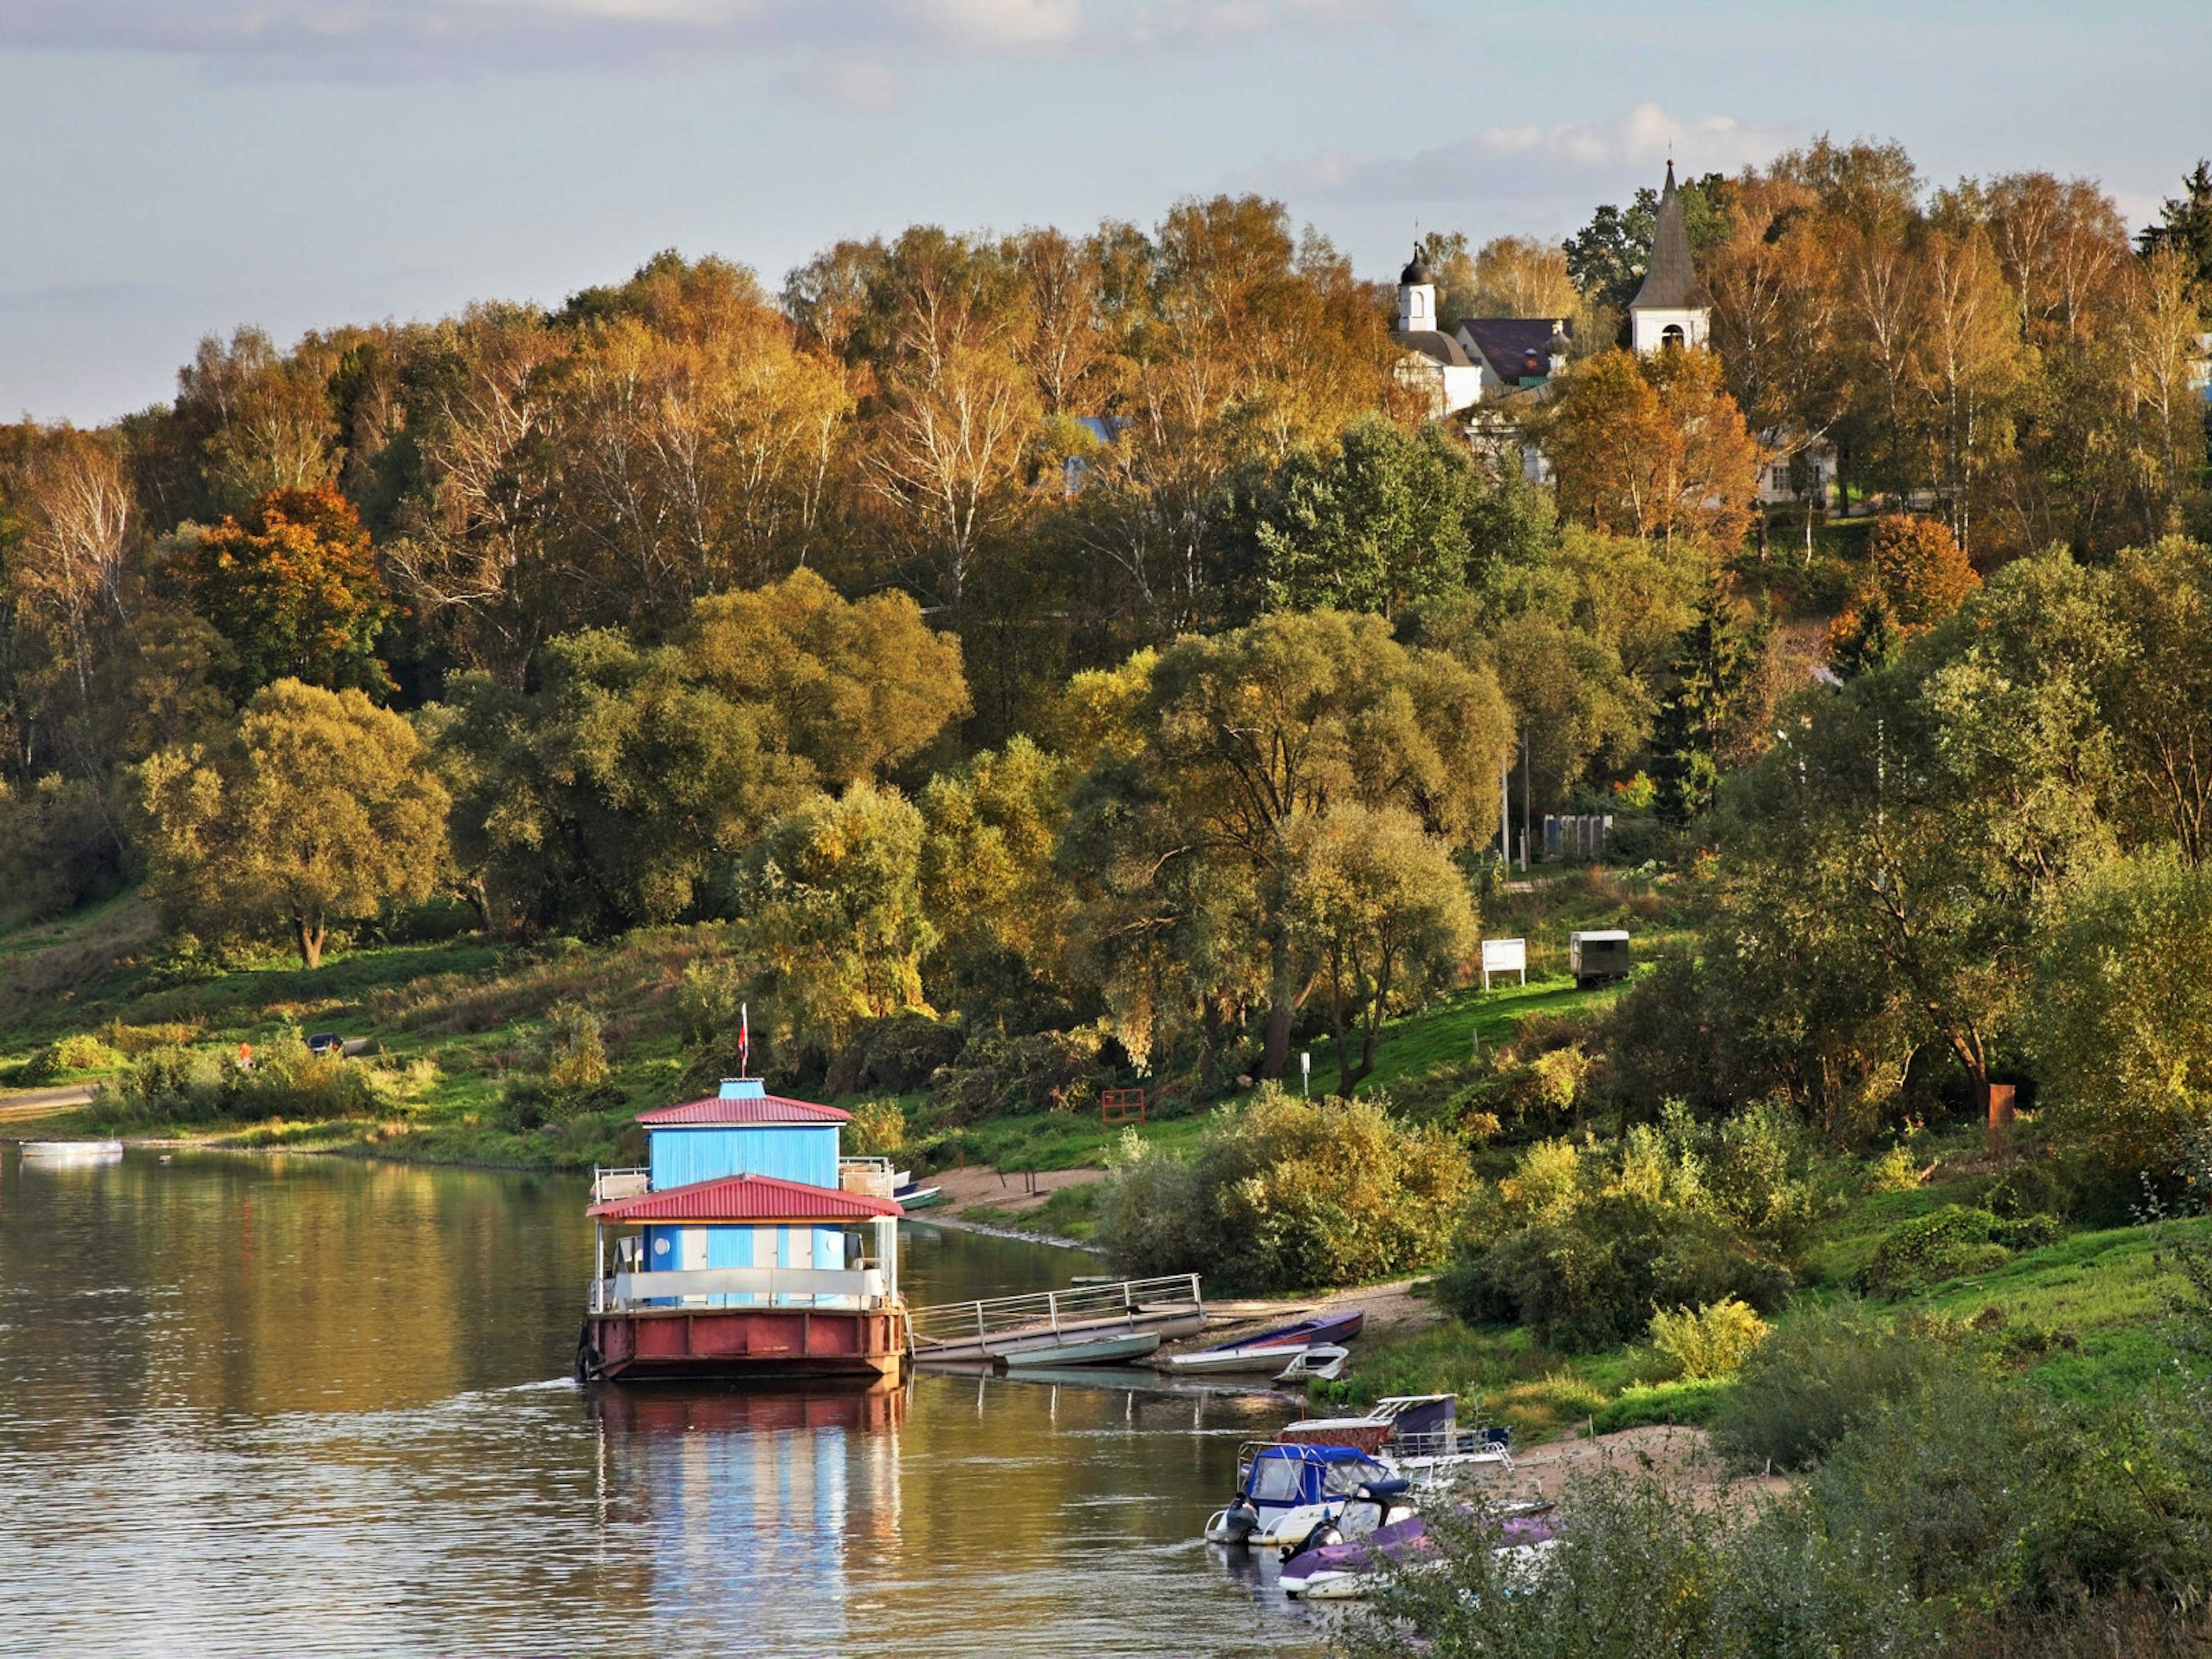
[1486,1423,1791,1510]
[927,1162,1108,1215]
[0,1085,97,1122]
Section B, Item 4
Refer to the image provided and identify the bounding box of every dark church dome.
[1399,244,1435,285]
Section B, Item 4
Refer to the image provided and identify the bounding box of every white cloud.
[1271,103,1792,209]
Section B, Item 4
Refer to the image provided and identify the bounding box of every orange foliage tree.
[1540,347,1760,551]
[168,483,393,701]
[1827,512,1980,676]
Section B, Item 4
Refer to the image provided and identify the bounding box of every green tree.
[1717,551,2119,1120]
[918,735,1076,1029]
[1652,570,1769,822]
[1290,803,1478,1095]
[739,782,937,1071]
[166,483,394,702]
[137,680,449,968]
[2106,538,2212,863]
[1063,611,1510,1081]
[2033,849,2212,1179]
[436,571,965,934]
[1241,414,1522,613]
[2137,160,2212,300]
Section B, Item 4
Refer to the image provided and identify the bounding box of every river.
[0,1146,1325,1657]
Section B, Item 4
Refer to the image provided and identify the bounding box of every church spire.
[1631,160,1697,312]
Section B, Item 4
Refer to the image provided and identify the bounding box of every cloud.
[1271,103,1793,210]
[0,0,1372,78]
[779,58,904,112]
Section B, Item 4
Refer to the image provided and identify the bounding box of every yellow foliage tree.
[137,680,450,968]
[1541,347,1760,551]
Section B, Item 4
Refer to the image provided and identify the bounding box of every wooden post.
[1986,1082,2016,1153]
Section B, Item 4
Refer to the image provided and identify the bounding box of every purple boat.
[1166,1309,1366,1374]
[1280,1512,1557,1600]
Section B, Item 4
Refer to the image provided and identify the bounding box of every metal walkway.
[906,1273,1206,1365]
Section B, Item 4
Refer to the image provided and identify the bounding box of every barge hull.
[585,1306,905,1384]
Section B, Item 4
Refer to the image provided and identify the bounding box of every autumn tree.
[168,483,393,702]
[1541,347,1760,551]
[137,680,449,968]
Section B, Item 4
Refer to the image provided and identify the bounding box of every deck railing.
[592,1263,892,1313]
[907,1272,1204,1349]
[590,1165,650,1204]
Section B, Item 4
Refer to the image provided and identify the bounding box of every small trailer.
[1569,930,1632,988]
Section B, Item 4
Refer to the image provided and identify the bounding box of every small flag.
[739,1002,749,1077]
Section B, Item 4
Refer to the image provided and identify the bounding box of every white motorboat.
[1275,1344,1349,1384]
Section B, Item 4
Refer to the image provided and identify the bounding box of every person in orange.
[237,1041,253,1071]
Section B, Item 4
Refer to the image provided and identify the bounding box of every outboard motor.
[1219,1501,1260,1546]
[1281,1477,1411,1561]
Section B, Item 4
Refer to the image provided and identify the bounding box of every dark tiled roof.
[1400,329,1471,366]
[1459,319,1567,382]
[638,1095,853,1126]
[1632,161,1699,311]
[588,1171,902,1222]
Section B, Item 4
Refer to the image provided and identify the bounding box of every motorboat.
[1275,1344,1349,1384]
[1166,1309,1365,1374]
[1202,1441,1404,1551]
[1002,1330,1161,1368]
[1277,1393,1512,1482]
[1281,1510,1558,1601]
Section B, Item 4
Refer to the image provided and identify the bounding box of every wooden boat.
[1167,1309,1365,1373]
[1002,1330,1162,1369]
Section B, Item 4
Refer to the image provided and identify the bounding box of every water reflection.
[0,1149,1317,1657]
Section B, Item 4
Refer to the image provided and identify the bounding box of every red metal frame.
[1100,1088,1146,1126]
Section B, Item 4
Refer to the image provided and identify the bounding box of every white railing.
[591,1165,650,1204]
[592,1264,890,1312]
[907,1273,1204,1348]
[838,1157,896,1198]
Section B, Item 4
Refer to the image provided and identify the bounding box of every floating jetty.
[577,1080,908,1387]
[907,1274,1207,1368]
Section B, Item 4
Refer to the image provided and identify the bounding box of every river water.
[0,1146,1323,1658]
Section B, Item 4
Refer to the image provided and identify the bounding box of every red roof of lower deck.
[588,1171,903,1224]
[637,1095,852,1126]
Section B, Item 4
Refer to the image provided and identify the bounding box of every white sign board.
[1480,937,1528,989]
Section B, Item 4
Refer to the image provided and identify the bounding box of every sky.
[2,0,2205,424]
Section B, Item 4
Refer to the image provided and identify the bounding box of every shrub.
[1710,1308,1968,1472]
[926,1024,1107,1120]
[844,1097,907,1159]
[537,1002,609,1090]
[1650,1298,1770,1380]
[1590,1376,1738,1434]
[1858,1205,2059,1297]
[1438,1106,1810,1352]
[1096,1087,1471,1293]
[832,1010,966,1094]
[94,1035,389,1127]
[20,1034,123,1082]
[1863,1141,1923,1194]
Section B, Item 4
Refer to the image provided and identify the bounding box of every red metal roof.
[637,1094,853,1126]
[588,1171,903,1224]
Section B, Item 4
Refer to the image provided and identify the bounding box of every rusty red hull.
[583,1306,906,1384]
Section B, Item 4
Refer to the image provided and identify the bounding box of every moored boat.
[1275,1343,1349,1384]
[1166,1308,1365,1373]
[20,1139,123,1161]
[892,1183,943,1209]
[577,1077,909,1386]
[1202,1441,1404,1551]
[1002,1330,1161,1368]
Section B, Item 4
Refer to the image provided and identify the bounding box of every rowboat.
[893,1184,942,1210]
[1166,1309,1365,1373]
[1002,1330,1162,1368]
[20,1140,123,1161]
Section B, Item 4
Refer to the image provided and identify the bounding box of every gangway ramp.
[907,1273,1206,1366]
